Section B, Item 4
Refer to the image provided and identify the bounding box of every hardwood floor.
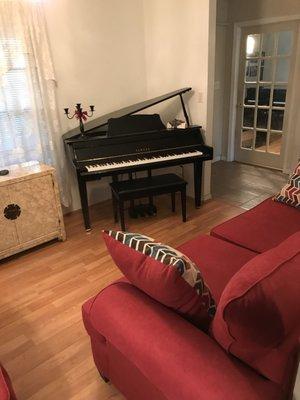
[0,196,243,400]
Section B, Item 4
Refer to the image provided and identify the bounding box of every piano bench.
[110,173,187,231]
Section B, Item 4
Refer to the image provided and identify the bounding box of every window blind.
[0,36,44,167]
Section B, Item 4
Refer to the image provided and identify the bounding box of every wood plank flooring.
[0,196,243,400]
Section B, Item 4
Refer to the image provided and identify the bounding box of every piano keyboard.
[85,150,203,172]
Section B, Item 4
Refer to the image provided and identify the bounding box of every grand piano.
[63,87,213,230]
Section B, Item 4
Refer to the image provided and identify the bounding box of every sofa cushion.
[177,234,257,302]
[211,197,300,253]
[103,230,216,330]
[212,232,300,385]
[274,161,300,209]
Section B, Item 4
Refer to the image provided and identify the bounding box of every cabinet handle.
[4,204,21,220]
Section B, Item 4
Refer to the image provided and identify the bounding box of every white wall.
[44,0,147,210]
[44,0,216,210]
[213,0,230,161]
[213,24,227,160]
[143,0,213,125]
[143,0,216,199]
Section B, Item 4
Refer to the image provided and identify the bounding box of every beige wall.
[45,0,216,210]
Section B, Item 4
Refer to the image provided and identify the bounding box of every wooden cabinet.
[0,163,66,260]
[0,186,19,252]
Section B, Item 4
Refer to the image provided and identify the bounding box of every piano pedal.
[137,204,147,217]
[128,203,157,219]
[129,207,139,219]
[146,204,157,216]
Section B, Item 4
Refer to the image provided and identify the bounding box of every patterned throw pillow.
[103,230,216,330]
[274,162,300,208]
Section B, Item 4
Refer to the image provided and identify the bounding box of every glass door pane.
[239,29,293,157]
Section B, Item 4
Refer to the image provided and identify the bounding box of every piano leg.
[194,161,203,208]
[148,169,154,206]
[181,188,187,222]
[128,172,135,211]
[118,200,126,231]
[112,176,119,223]
[171,192,176,212]
[77,172,91,231]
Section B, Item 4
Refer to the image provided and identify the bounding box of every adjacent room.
[0,1,299,400]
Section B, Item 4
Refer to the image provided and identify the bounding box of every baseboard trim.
[203,193,212,202]
[212,156,227,163]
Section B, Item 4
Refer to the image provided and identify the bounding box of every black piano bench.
[110,173,187,231]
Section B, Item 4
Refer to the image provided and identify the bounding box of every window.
[0,0,68,204]
[0,36,48,166]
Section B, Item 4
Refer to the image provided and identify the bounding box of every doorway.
[234,22,298,169]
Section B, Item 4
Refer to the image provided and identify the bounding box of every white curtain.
[0,0,69,205]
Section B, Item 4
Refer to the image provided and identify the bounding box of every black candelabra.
[64,103,95,137]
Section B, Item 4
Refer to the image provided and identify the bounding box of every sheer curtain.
[0,0,69,205]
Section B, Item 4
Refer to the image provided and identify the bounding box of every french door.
[235,22,298,169]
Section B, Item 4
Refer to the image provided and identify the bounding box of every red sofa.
[0,365,17,400]
[82,198,300,400]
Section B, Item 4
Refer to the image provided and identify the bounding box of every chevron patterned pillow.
[103,230,216,330]
[274,162,300,209]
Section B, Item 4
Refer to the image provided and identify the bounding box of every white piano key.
[85,150,203,172]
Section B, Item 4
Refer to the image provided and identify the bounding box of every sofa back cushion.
[103,230,216,330]
[211,198,300,253]
[212,232,300,385]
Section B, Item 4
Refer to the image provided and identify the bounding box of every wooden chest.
[0,162,66,260]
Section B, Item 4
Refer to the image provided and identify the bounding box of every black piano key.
[83,147,209,172]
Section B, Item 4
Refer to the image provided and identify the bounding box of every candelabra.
[64,103,95,136]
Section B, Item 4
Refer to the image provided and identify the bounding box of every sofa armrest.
[83,280,282,400]
[0,365,17,400]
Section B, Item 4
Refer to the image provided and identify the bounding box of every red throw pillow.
[103,230,216,330]
[274,161,300,208]
[212,232,300,385]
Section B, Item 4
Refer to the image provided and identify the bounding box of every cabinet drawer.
[0,187,19,252]
[10,175,60,243]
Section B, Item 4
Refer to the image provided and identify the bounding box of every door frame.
[227,14,300,172]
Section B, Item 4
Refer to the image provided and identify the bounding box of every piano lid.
[62,87,191,141]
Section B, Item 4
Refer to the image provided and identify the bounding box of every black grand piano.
[63,87,213,230]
